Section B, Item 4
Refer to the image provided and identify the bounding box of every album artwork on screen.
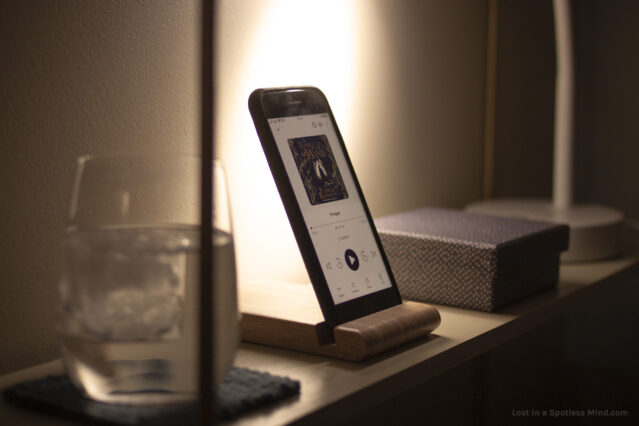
[288,135,349,205]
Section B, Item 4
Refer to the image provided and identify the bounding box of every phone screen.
[268,113,392,304]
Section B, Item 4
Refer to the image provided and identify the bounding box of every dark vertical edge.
[482,0,499,200]
[571,0,596,206]
[199,0,215,424]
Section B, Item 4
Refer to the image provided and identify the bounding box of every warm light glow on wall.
[218,0,359,286]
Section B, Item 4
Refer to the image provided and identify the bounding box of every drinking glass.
[58,155,238,405]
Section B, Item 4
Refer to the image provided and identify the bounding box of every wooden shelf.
[233,251,639,425]
[1,250,637,426]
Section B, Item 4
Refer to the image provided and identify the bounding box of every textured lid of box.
[375,207,569,271]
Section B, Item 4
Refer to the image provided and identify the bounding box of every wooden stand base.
[239,281,441,361]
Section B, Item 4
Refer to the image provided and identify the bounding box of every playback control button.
[344,249,360,271]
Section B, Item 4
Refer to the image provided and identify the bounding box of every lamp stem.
[553,0,574,209]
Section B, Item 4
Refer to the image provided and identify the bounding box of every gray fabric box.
[375,207,569,311]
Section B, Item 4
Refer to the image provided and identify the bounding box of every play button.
[344,249,359,271]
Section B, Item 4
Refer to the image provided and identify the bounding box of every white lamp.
[467,0,623,262]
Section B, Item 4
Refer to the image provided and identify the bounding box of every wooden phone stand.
[240,281,441,361]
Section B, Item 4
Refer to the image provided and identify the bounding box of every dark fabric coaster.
[2,367,300,425]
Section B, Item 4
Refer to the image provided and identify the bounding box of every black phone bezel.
[248,86,402,326]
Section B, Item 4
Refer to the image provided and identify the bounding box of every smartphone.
[249,86,402,327]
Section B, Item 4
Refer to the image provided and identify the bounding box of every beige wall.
[216,0,487,287]
[492,0,639,221]
[0,0,488,374]
[0,0,201,374]
[572,0,639,220]
[492,0,555,199]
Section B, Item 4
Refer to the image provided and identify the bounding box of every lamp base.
[466,199,623,262]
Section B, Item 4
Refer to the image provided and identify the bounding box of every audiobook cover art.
[288,135,349,205]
